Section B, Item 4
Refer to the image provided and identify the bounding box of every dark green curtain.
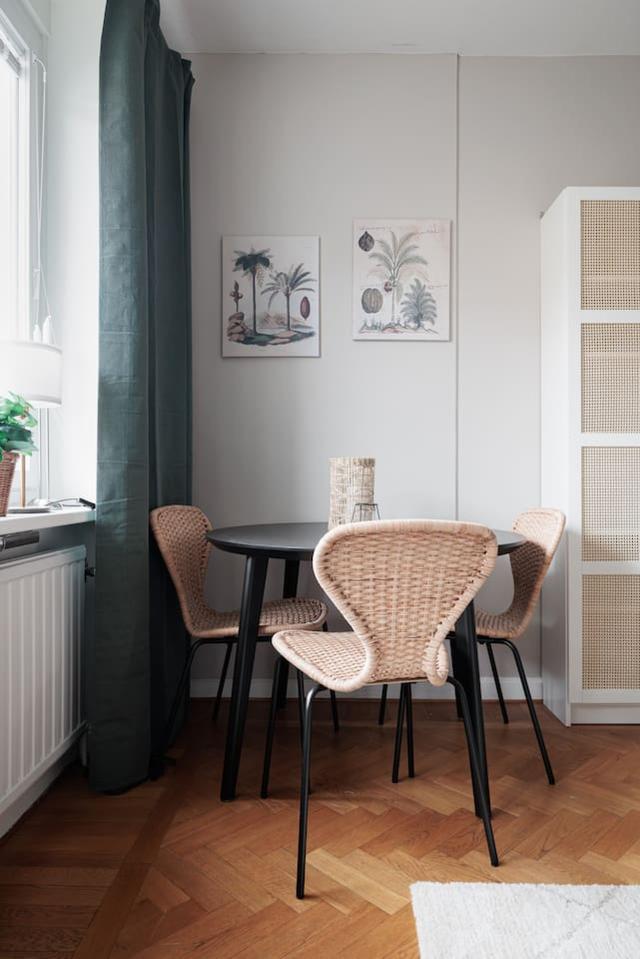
[91,0,194,791]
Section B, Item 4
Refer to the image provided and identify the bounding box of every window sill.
[0,507,95,536]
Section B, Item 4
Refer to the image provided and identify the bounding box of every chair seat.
[190,597,327,640]
[272,629,431,692]
[272,630,367,691]
[475,608,520,640]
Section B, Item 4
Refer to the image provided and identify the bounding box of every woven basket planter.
[329,457,376,529]
[0,452,17,517]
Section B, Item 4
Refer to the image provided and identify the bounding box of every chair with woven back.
[150,505,332,746]
[260,518,500,899]
[475,507,565,785]
[378,508,565,787]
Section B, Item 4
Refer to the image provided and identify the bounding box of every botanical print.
[353,219,450,341]
[222,236,320,357]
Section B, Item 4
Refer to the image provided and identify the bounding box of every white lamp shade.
[0,340,63,408]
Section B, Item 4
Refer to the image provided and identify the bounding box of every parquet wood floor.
[1,698,640,958]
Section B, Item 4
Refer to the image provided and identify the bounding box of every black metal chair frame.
[164,637,236,747]
[166,632,340,754]
[261,659,499,900]
[379,637,556,787]
[478,636,555,785]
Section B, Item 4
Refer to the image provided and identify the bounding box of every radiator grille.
[581,323,640,433]
[583,575,640,690]
[581,200,640,310]
[582,447,640,561]
[0,548,85,828]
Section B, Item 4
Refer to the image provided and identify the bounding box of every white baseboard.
[570,703,640,725]
[190,675,542,702]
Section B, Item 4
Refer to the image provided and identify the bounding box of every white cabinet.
[541,187,640,724]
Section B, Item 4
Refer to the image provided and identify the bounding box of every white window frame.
[0,7,30,341]
[0,0,46,342]
[1,0,47,503]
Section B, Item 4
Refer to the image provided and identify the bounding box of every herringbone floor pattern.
[1,698,640,958]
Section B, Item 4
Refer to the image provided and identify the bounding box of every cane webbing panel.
[581,324,640,433]
[582,447,640,561]
[582,575,640,689]
[581,200,640,310]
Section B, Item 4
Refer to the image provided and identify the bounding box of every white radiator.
[0,547,86,835]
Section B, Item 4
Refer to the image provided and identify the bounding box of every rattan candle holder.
[328,457,376,529]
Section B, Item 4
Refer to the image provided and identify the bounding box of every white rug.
[411,882,640,958]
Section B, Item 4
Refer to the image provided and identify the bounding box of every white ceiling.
[160,0,640,57]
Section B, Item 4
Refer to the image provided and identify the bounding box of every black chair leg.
[484,641,509,725]
[405,683,415,778]
[164,639,204,749]
[378,684,389,725]
[447,676,499,867]
[296,670,306,748]
[454,688,464,720]
[330,690,340,733]
[392,684,407,784]
[496,638,555,785]
[296,683,323,899]
[212,642,234,722]
[322,622,341,733]
[260,656,283,798]
[298,664,337,737]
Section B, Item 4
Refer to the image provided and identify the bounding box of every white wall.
[47,0,105,501]
[1,0,48,44]
[37,20,640,692]
[188,52,640,692]
[23,0,49,33]
[458,55,640,679]
[189,53,459,688]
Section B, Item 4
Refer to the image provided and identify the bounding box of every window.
[0,12,29,340]
[1,6,44,504]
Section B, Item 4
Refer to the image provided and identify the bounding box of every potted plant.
[0,394,37,516]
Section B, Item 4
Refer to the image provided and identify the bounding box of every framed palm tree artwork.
[353,219,450,341]
[222,235,320,357]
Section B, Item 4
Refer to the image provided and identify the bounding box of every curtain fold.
[91,0,194,791]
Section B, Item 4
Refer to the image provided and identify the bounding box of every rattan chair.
[380,510,566,785]
[260,519,499,898]
[475,508,565,785]
[150,506,329,745]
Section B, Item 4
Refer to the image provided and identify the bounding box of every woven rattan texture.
[150,506,326,639]
[476,509,565,641]
[581,200,640,310]
[0,452,17,516]
[582,324,640,433]
[274,520,497,692]
[328,458,376,529]
[274,631,368,688]
[583,575,640,690]
[582,448,640,562]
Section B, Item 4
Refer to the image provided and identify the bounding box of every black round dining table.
[208,522,525,804]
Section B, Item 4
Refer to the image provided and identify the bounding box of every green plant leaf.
[376,237,394,261]
[368,251,394,273]
[397,254,428,270]
[233,248,272,275]
[396,231,419,255]
[0,393,37,457]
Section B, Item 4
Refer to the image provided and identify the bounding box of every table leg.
[450,600,491,817]
[220,554,269,801]
[276,560,300,709]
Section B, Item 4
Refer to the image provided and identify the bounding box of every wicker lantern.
[328,458,376,529]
